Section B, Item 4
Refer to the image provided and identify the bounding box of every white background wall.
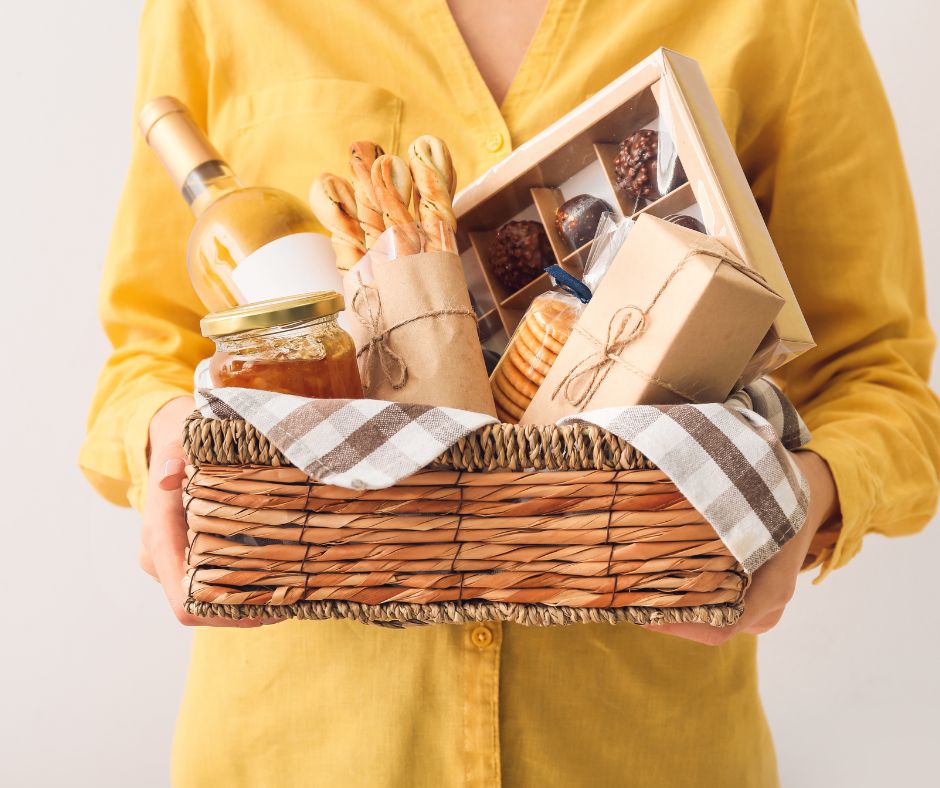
[0,2,936,786]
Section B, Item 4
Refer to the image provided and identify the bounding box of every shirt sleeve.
[761,0,940,576]
[80,0,212,511]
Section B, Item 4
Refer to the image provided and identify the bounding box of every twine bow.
[551,247,776,408]
[351,274,407,390]
[552,305,651,407]
[350,272,477,392]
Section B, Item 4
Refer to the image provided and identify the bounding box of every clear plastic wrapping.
[490,290,581,422]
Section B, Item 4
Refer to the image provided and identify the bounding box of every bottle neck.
[139,97,241,218]
[182,160,243,217]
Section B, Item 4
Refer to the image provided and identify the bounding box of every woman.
[81,1,940,785]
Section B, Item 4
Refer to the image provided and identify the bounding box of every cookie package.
[490,292,581,422]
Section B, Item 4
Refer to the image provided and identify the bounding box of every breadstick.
[408,135,457,252]
[308,174,367,270]
[371,154,424,255]
[349,141,385,248]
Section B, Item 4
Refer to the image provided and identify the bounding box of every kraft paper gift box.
[454,48,813,383]
[520,214,785,424]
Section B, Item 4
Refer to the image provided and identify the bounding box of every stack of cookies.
[491,293,580,422]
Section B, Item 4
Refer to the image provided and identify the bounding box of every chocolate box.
[453,48,813,381]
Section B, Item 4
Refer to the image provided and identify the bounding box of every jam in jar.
[201,291,363,398]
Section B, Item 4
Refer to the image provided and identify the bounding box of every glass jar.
[201,291,363,399]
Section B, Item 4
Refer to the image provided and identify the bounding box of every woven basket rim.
[184,412,658,473]
[185,598,743,628]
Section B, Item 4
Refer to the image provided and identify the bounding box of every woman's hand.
[643,450,838,646]
[141,396,274,628]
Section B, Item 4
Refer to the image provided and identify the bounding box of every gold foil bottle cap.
[139,96,224,190]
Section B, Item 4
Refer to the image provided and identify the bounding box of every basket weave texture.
[183,414,747,627]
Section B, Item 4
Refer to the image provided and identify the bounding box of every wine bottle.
[139,96,342,312]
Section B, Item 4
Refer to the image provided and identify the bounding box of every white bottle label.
[231,232,343,302]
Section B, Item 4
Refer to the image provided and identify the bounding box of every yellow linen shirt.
[81,1,940,785]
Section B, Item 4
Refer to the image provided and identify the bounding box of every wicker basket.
[183,414,748,627]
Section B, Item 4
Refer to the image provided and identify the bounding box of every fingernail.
[159,458,186,490]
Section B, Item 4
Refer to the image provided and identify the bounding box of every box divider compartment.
[631,181,696,222]
[469,229,549,335]
[529,187,570,264]
[499,272,553,312]
[595,142,640,217]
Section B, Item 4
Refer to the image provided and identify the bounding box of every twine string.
[351,273,405,390]
[552,247,772,408]
[351,272,477,391]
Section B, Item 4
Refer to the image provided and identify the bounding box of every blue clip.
[544,264,592,304]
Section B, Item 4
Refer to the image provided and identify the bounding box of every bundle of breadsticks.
[308,136,496,416]
[309,136,458,270]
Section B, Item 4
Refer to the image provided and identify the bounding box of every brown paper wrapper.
[521,215,784,424]
[344,250,497,415]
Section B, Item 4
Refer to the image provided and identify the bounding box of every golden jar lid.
[201,291,345,337]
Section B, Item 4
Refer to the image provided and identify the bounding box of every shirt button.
[469,624,495,649]
[485,131,504,152]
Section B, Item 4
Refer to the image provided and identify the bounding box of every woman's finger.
[643,575,786,645]
[641,562,787,645]
[641,452,834,646]
[158,457,187,491]
[141,398,282,628]
[146,462,282,627]
[740,608,785,635]
[641,621,738,647]
[146,494,262,627]
[641,576,792,645]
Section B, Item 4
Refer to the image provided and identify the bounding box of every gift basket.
[143,49,813,628]
[184,419,749,627]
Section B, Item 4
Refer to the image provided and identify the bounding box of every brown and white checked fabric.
[196,389,496,490]
[194,361,809,572]
[561,380,811,572]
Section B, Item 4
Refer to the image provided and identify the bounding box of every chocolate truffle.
[612,129,687,208]
[489,220,554,292]
[555,194,614,250]
[664,213,706,234]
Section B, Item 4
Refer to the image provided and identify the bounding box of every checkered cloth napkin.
[559,382,811,572]
[194,361,809,571]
